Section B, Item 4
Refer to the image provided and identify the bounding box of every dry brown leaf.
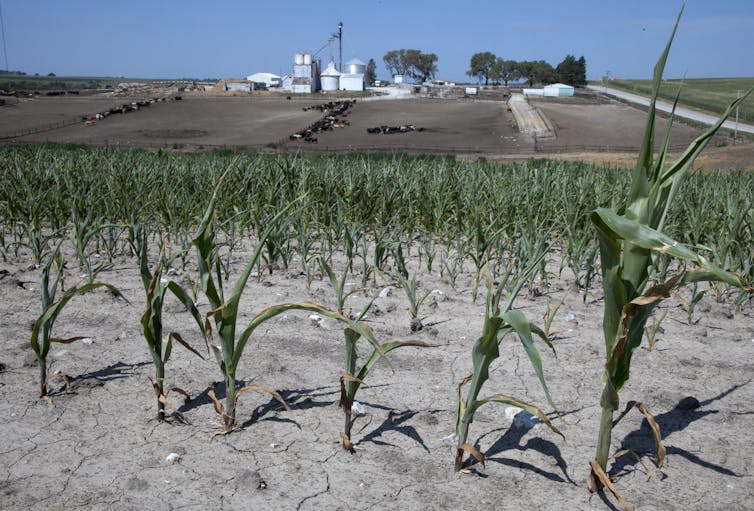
[612,400,666,469]
[207,389,225,416]
[635,402,666,468]
[459,443,485,467]
[236,384,292,413]
[587,459,633,511]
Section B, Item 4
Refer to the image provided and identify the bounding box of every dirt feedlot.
[4,92,739,158]
[3,95,534,154]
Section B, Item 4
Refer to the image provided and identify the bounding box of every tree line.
[467,52,586,87]
[376,49,585,87]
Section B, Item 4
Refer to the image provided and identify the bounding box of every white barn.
[246,72,281,88]
[544,83,575,97]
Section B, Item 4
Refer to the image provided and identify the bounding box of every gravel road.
[587,85,754,135]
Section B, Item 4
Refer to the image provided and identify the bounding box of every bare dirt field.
[1,241,752,510]
[532,97,706,151]
[2,92,753,169]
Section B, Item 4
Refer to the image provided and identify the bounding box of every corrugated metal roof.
[345,58,365,66]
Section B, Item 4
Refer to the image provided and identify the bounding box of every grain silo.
[340,57,365,91]
[287,52,321,93]
[345,58,366,75]
[321,60,341,91]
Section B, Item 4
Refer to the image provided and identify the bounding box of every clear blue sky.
[1,0,752,82]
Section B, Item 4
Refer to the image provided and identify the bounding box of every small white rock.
[565,313,577,322]
[165,453,181,464]
[430,289,446,302]
[309,314,330,330]
[351,401,366,415]
[378,287,392,298]
[270,443,278,449]
[81,338,94,345]
[441,433,456,443]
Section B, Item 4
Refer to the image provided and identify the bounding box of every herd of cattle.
[82,96,181,125]
[289,100,356,143]
[366,124,425,135]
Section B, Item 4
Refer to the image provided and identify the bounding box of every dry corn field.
[0,143,752,510]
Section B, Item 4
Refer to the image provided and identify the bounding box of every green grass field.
[0,73,215,91]
[604,78,754,123]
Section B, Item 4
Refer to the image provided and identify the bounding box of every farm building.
[544,83,575,97]
[523,83,575,97]
[246,72,281,88]
[283,52,321,93]
[340,58,365,91]
[222,79,252,92]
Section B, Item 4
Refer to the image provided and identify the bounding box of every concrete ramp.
[508,93,555,139]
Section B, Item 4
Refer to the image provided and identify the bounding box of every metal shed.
[544,83,575,97]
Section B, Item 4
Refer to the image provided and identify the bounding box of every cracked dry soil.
[1,242,753,510]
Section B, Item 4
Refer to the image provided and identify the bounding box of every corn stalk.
[318,257,437,449]
[136,231,206,420]
[454,256,562,471]
[31,244,126,397]
[193,159,306,432]
[587,3,753,501]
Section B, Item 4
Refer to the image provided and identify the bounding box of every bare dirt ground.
[532,97,705,151]
[1,240,752,510]
[2,92,753,169]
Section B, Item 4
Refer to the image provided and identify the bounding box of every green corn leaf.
[593,208,745,288]
[233,301,382,371]
[468,393,563,439]
[502,310,558,413]
[31,282,126,359]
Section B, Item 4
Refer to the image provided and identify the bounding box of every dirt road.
[587,86,754,134]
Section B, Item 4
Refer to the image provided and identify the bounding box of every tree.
[411,52,438,82]
[383,50,410,77]
[467,52,497,85]
[516,60,555,87]
[555,54,587,86]
[491,58,520,86]
[365,58,377,86]
[383,49,438,83]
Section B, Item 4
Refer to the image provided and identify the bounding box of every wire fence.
[1,135,699,156]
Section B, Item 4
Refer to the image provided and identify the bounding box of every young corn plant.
[31,244,126,397]
[319,257,436,450]
[542,291,568,340]
[193,162,303,432]
[587,6,753,504]
[397,271,432,332]
[454,255,562,472]
[136,231,207,421]
[644,309,667,352]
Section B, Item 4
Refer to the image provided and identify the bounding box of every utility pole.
[603,70,610,93]
[338,21,343,72]
[734,89,741,145]
[0,0,8,71]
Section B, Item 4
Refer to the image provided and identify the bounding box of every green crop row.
[1,143,752,299]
